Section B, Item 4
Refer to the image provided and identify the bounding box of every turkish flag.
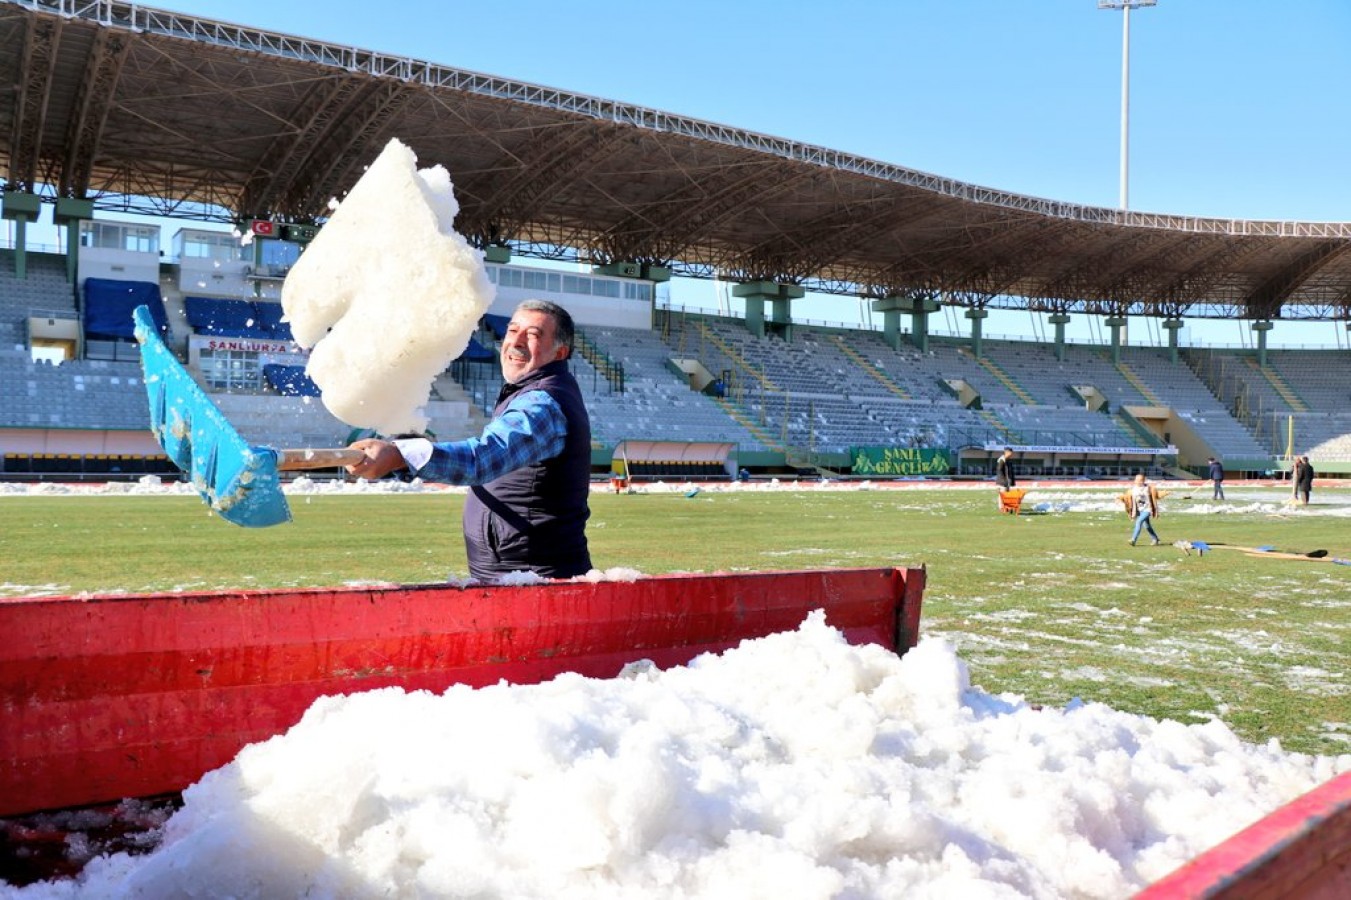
[251,219,276,237]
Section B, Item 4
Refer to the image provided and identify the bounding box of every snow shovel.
[133,305,363,527]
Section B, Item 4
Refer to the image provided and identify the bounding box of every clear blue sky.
[118,2,1351,344]
[149,0,1351,222]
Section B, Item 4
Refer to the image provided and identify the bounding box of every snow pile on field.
[1023,487,1351,518]
[8,614,1346,899]
[280,138,494,436]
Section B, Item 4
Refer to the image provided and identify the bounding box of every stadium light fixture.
[1098,0,1156,210]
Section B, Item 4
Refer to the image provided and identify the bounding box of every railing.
[1185,348,1287,448]
[0,237,64,254]
[945,426,1162,454]
[19,307,77,320]
[449,349,501,415]
[574,331,624,394]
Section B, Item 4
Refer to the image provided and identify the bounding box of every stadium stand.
[655,315,1165,455]
[984,341,1149,407]
[0,353,149,430]
[1181,348,1351,461]
[659,317,955,452]
[7,242,1351,481]
[0,256,151,440]
[1269,350,1351,409]
[0,254,77,351]
[554,324,770,452]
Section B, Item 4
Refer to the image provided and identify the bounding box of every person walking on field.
[1126,472,1162,546]
[994,447,1016,509]
[1207,456,1225,501]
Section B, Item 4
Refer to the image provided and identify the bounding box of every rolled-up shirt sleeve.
[393,389,567,485]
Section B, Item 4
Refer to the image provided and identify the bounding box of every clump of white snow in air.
[281,137,495,435]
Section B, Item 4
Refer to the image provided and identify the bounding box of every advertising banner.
[850,447,950,476]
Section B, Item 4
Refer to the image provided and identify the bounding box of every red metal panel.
[1135,770,1351,899]
[898,564,926,652]
[0,567,919,817]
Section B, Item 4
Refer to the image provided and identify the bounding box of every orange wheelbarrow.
[998,488,1028,515]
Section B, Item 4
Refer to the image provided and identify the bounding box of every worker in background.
[1207,456,1225,501]
[1125,472,1162,547]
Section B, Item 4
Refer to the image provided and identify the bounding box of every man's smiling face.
[500,308,568,383]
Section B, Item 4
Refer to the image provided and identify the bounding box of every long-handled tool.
[1227,547,1348,564]
[133,305,363,527]
[1206,542,1328,558]
[1174,540,1342,563]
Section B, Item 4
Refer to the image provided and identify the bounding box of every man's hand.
[346,439,409,480]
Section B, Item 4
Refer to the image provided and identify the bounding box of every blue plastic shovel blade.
[133,305,292,527]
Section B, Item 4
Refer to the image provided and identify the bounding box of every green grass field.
[3,483,1348,756]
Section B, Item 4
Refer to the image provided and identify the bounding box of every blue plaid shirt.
[395,389,567,484]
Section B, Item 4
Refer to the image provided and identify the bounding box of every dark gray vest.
[462,359,591,580]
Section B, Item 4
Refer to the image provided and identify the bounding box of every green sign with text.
[850,447,950,476]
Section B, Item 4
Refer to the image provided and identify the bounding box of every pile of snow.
[11,614,1345,898]
[281,138,494,436]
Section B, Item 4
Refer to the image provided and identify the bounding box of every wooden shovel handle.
[275,448,367,470]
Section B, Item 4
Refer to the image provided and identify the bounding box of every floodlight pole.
[1098,0,1156,210]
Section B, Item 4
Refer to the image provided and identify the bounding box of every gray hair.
[515,298,575,355]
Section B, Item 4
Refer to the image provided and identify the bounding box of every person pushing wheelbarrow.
[994,447,1026,514]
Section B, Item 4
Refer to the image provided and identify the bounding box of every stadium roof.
[2,0,1350,321]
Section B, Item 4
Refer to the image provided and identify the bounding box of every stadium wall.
[486,264,652,331]
[0,427,162,456]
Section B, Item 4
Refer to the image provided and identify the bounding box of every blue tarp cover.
[184,296,253,338]
[185,297,293,340]
[252,302,293,340]
[85,278,167,340]
[262,363,320,397]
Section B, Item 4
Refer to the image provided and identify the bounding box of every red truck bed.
[0,567,924,818]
